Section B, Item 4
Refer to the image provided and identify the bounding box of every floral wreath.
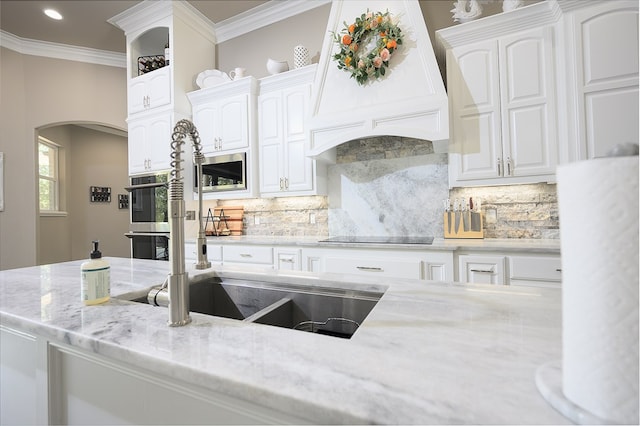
[332,10,403,86]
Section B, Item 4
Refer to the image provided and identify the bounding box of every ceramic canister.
[294,45,310,69]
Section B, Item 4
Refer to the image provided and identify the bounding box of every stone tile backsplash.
[186,136,559,239]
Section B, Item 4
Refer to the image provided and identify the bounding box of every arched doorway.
[37,122,129,264]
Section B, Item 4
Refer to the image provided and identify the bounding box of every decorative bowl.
[266,58,289,75]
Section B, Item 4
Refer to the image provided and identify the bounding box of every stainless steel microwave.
[194,152,247,193]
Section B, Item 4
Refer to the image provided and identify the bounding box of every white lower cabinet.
[509,254,562,288]
[185,242,222,266]
[458,254,507,285]
[325,253,423,280]
[301,248,454,281]
[223,245,273,268]
[0,326,47,425]
[47,344,304,425]
[275,247,301,271]
[1,326,308,425]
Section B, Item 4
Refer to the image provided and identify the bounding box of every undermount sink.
[125,277,383,339]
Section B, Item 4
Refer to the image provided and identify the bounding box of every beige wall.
[216,4,331,79]
[68,126,129,260]
[0,47,127,270]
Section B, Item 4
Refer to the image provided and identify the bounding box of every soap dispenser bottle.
[81,240,110,305]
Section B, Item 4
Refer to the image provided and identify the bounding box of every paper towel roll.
[557,156,639,424]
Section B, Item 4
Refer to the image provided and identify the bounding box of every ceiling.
[0,1,269,53]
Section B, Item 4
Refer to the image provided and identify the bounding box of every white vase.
[266,58,289,75]
[293,45,310,69]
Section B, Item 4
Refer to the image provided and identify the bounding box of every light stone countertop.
[195,236,561,254]
[0,258,567,424]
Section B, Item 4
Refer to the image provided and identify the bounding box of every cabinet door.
[423,252,455,281]
[0,327,43,425]
[258,94,284,193]
[128,68,171,115]
[499,27,557,177]
[128,112,172,175]
[275,248,301,271]
[128,120,149,174]
[218,95,248,151]
[193,103,219,154]
[283,87,313,192]
[147,114,172,171]
[448,41,502,183]
[458,255,506,285]
[572,2,639,159]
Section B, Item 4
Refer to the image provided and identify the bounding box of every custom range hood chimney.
[307,0,449,160]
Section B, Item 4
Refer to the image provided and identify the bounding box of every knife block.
[443,211,484,239]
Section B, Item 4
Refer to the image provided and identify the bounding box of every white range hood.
[307,0,449,160]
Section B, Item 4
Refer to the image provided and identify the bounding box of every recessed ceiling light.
[44,9,63,20]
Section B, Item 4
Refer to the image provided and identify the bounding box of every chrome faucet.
[166,119,211,326]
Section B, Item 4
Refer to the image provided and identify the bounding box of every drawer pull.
[240,253,252,258]
[470,268,494,274]
[280,258,294,263]
[356,266,384,272]
[555,268,562,272]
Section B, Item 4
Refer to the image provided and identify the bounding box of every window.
[38,137,60,212]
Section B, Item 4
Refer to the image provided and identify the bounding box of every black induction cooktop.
[319,236,434,245]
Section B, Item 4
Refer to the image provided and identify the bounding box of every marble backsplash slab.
[327,153,448,237]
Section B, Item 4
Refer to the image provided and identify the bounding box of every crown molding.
[214,0,331,43]
[0,0,330,66]
[436,1,562,49]
[0,30,126,68]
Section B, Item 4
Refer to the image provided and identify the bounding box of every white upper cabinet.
[258,65,326,197]
[439,3,560,187]
[189,82,255,155]
[127,110,177,174]
[110,1,216,175]
[561,0,639,160]
[128,66,171,115]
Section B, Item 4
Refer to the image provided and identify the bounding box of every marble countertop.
[0,258,567,424]
[194,235,561,253]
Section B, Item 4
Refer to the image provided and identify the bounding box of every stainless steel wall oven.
[125,172,170,261]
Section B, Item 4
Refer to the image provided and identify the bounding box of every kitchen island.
[0,257,567,424]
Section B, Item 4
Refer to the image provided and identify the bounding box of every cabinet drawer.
[458,255,506,285]
[223,245,273,265]
[185,243,222,263]
[325,256,422,280]
[509,255,561,282]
